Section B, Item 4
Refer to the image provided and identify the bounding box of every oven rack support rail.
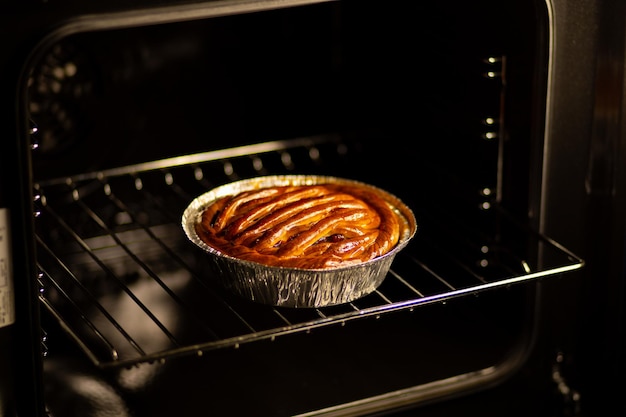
[33,135,584,369]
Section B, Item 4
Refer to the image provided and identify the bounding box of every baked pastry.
[194,183,402,269]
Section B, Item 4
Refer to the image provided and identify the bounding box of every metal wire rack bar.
[34,135,584,368]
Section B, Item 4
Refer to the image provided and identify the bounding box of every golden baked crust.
[195,183,401,269]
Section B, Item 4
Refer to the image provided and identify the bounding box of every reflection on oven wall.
[25,2,525,184]
[26,28,243,176]
[1,0,625,416]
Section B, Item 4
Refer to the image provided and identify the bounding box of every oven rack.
[33,135,584,369]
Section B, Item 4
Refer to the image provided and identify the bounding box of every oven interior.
[22,1,584,415]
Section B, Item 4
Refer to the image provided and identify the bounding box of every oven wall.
[1,0,621,416]
[518,0,626,415]
[540,0,626,415]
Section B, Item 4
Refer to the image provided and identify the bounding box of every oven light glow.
[484,132,497,140]
[252,156,263,171]
[52,66,64,80]
[485,117,495,125]
[309,147,320,161]
[59,375,131,417]
[50,80,61,94]
[281,151,294,169]
[64,62,77,77]
[223,161,234,176]
[114,211,132,225]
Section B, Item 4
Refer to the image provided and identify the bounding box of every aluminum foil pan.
[182,175,417,308]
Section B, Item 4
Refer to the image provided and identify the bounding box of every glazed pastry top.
[195,183,402,269]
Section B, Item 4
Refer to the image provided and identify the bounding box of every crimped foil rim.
[181,175,417,272]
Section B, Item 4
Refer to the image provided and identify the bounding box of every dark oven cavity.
[18,1,585,416]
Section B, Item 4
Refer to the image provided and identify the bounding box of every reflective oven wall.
[3,0,623,416]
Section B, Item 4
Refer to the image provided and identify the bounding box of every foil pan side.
[202,247,398,308]
[182,175,417,308]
